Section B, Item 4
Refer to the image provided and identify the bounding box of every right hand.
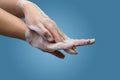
[26,28,95,58]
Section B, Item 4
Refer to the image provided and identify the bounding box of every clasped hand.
[17,0,95,58]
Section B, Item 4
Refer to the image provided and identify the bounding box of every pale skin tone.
[0,0,95,59]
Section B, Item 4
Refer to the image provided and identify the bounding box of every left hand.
[17,0,79,54]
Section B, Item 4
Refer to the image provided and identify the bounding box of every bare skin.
[0,0,24,17]
[0,0,78,54]
[0,0,95,59]
[0,8,26,40]
[0,8,66,58]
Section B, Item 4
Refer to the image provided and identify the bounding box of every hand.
[39,18,86,54]
[17,0,54,42]
[17,0,96,57]
[17,0,79,54]
[26,28,95,59]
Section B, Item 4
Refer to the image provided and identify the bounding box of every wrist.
[17,0,33,14]
[17,0,49,18]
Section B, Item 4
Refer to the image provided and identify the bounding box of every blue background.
[0,0,120,80]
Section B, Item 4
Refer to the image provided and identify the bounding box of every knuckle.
[47,23,57,30]
[43,18,57,29]
[33,17,41,25]
[42,31,48,36]
[47,22,56,27]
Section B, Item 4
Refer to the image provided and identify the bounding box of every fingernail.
[90,38,96,43]
[91,38,95,42]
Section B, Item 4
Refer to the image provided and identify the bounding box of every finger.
[42,19,64,41]
[64,48,78,55]
[49,50,65,59]
[54,28,77,54]
[37,23,54,42]
[27,24,54,42]
[43,19,77,54]
[74,39,96,46]
[57,29,78,54]
[49,39,95,50]
[48,41,74,51]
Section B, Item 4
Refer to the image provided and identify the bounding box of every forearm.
[0,0,47,18]
[0,0,24,17]
[0,8,27,40]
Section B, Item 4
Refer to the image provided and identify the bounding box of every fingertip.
[90,38,96,44]
[65,49,78,55]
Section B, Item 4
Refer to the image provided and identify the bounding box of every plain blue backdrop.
[0,0,120,80]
